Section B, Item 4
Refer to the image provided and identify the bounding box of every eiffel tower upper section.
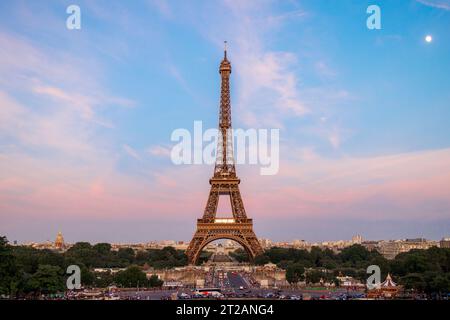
[213,41,237,179]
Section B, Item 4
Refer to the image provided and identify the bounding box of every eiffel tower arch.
[186,42,264,264]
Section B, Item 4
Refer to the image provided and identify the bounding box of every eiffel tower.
[186,42,264,264]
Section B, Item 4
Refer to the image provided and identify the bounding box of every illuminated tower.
[185,43,264,264]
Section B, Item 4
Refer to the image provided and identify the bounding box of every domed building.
[54,231,65,250]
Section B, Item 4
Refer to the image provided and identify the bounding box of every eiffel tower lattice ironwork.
[186,43,264,264]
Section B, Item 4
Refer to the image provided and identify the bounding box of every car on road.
[265,292,276,299]
[178,293,191,299]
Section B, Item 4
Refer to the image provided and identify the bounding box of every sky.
[0,0,450,243]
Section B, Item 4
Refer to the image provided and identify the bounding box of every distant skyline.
[10,218,450,244]
[1,1,450,243]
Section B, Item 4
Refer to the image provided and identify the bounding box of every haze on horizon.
[1,0,450,244]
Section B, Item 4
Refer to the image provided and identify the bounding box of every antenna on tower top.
[224,40,227,59]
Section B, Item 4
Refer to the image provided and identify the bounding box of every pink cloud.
[148,145,172,157]
[2,140,450,232]
[122,144,141,160]
[239,147,450,220]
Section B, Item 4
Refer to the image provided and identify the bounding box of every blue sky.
[0,0,449,243]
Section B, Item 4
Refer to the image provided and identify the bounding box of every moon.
[425,35,433,43]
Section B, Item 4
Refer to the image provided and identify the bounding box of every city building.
[361,240,380,251]
[440,237,450,248]
[259,238,273,249]
[292,239,308,249]
[378,238,438,259]
[351,234,363,244]
[19,234,445,260]
[336,274,364,288]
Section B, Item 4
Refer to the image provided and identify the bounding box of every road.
[117,289,177,300]
[227,271,248,289]
[114,269,365,300]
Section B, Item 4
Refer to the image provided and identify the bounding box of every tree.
[135,250,150,265]
[422,271,450,298]
[27,265,64,294]
[146,247,188,268]
[306,269,325,285]
[37,249,65,269]
[309,247,324,267]
[229,248,249,263]
[286,263,305,284]
[430,275,450,298]
[339,267,357,277]
[148,274,163,287]
[114,265,147,288]
[339,245,371,267]
[118,248,135,264]
[196,251,212,265]
[92,271,115,288]
[69,242,92,251]
[254,254,270,265]
[0,236,19,296]
[65,242,97,268]
[93,243,112,255]
[12,246,40,274]
[322,259,338,270]
[276,260,291,270]
[78,264,94,286]
[403,253,431,274]
[265,247,291,264]
[401,273,426,292]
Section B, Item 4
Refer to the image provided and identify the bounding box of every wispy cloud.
[167,63,209,106]
[315,61,337,78]
[328,131,341,149]
[0,28,138,142]
[155,0,351,151]
[239,147,450,222]
[0,91,94,155]
[235,51,309,127]
[416,0,450,10]
[148,145,171,157]
[0,29,143,223]
[221,2,309,127]
[266,9,308,24]
[123,144,142,160]
[155,0,310,128]
[147,0,174,19]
